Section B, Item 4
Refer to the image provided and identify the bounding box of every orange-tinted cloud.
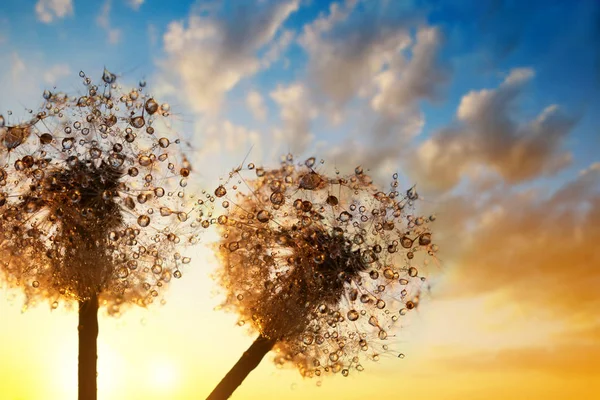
[436,163,600,321]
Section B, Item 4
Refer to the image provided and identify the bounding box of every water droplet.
[361,250,377,264]
[62,138,74,150]
[151,264,162,274]
[302,334,314,345]
[270,192,284,205]
[215,185,227,197]
[299,172,322,190]
[347,310,359,321]
[228,242,239,252]
[39,133,53,144]
[137,215,150,227]
[158,138,170,148]
[102,68,117,84]
[257,210,270,223]
[3,126,27,149]
[407,187,418,200]
[339,211,352,222]
[138,155,152,167]
[419,233,432,246]
[401,236,413,248]
[130,116,145,128]
[145,98,158,114]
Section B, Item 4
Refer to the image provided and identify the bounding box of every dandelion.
[206,155,438,399]
[0,69,198,400]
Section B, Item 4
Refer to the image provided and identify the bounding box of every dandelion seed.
[206,155,437,399]
[0,69,199,400]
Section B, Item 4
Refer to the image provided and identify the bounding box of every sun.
[149,359,178,390]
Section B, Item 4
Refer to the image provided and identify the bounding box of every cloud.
[434,339,600,378]
[201,120,262,156]
[35,0,73,23]
[97,0,122,45]
[0,53,71,118]
[127,0,144,10]
[369,26,446,138]
[293,1,447,175]
[191,119,269,179]
[299,1,445,129]
[246,90,267,121]
[411,68,577,191]
[42,64,70,85]
[434,162,600,323]
[157,0,299,115]
[270,83,317,153]
[313,26,446,177]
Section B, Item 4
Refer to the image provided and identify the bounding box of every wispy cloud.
[411,68,577,191]
[97,0,121,44]
[246,90,267,122]
[127,0,144,11]
[35,0,73,23]
[156,0,299,115]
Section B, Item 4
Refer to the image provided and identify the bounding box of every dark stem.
[78,294,99,400]
[207,335,277,400]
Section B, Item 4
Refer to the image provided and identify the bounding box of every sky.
[0,0,599,399]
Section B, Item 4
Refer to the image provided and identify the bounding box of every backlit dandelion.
[206,154,438,399]
[0,69,199,400]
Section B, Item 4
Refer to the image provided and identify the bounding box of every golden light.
[148,359,178,390]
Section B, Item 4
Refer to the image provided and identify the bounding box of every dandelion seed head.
[210,155,439,378]
[0,70,199,314]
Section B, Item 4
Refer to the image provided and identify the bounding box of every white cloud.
[270,83,317,153]
[43,64,70,85]
[127,0,144,11]
[370,27,445,118]
[299,1,446,136]
[246,90,267,121]
[11,53,25,76]
[299,0,381,106]
[35,0,73,23]
[293,1,447,175]
[410,67,577,191]
[157,0,299,115]
[202,120,261,155]
[0,53,71,119]
[97,0,122,45]
[261,30,295,69]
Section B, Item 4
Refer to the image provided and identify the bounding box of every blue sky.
[0,0,597,188]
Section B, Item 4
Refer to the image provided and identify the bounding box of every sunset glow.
[1,0,599,399]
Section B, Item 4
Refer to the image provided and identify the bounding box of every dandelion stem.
[78,294,98,400]
[207,335,277,400]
